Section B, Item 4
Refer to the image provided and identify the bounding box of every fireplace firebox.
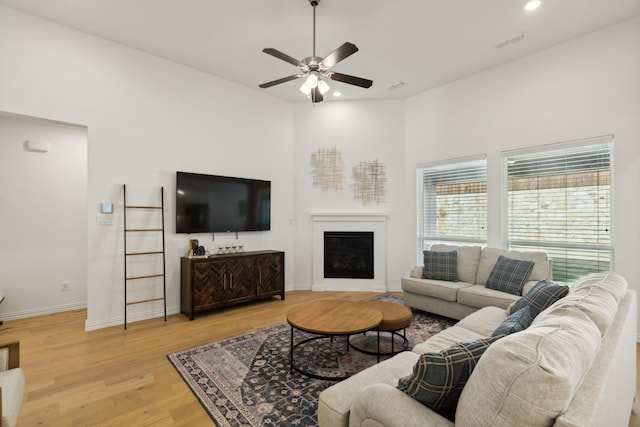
[323,231,374,279]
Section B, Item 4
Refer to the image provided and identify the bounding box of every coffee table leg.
[290,326,294,374]
[377,329,380,363]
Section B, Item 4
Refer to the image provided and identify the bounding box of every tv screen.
[176,172,271,233]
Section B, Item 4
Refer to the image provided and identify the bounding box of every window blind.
[502,136,613,282]
[416,156,487,261]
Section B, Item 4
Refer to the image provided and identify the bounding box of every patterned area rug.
[167,295,455,427]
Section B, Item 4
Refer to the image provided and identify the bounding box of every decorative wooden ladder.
[123,185,167,329]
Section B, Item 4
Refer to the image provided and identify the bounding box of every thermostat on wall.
[100,203,114,214]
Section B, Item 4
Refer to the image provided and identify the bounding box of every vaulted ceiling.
[1,0,639,102]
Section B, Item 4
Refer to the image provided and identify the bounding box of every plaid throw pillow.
[397,335,503,420]
[422,250,458,281]
[509,279,569,318]
[485,255,534,295]
[491,306,533,337]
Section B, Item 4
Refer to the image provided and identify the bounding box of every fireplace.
[311,213,387,292]
[324,231,374,279]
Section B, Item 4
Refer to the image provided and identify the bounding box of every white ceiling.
[2,0,639,103]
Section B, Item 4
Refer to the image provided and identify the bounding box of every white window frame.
[501,135,614,282]
[416,155,487,264]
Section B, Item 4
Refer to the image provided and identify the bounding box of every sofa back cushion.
[430,245,482,284]
[456,306,601,426]
[542,272,627,336]
[475,248,548,286]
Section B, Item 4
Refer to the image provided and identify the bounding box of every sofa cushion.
[454,306,508,337]
[318,351,420,427]
[476,248,548,286]
[509,279,569,318]
[491,306,532,337]
[457,285,519,310]
[0,368,25,427]
[402,278,474,303]
[412,326,486,355]
[541,272,627,336]
[485,256,534,295]
[430,245,482,284]
[398,336,503,420]
[456,306,601,427]
[422,250,458,281]
[409,266,423,278]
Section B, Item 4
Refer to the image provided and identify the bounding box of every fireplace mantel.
[311,212,388,292]
[311,212,389,222]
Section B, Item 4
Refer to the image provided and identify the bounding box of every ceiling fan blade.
[329,72,373,88]
[262,48,303,67]
[320,42,359,69]
[259,75,301,89]
[310,86,324,103]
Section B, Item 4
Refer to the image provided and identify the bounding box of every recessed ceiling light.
[525,0,541,11]
[332,91,342,97]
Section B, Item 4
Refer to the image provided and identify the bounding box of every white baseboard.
[0,301,88,321]
[84,305,181,331]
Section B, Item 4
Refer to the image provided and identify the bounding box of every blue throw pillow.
[485,255,534,295]
[509,279,569,318]
[422,250,458,282]
[397,335,503,420]
[491,306,533,337]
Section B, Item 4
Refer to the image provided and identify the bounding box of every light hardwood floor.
[2,290,637,426]
[5,291,383,426]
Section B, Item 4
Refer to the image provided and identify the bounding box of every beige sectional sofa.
[318,272,637,427]
[0,341,24,427]
[401,244,550,320]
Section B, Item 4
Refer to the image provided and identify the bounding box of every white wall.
[0,113,87,317]
[0,6,295,329]
[1,4,638,330]
[404,17,640,292]
[292,100,406,291]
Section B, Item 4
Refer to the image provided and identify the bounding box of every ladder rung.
[125,205,162,209]
[125,228,163,232]
[126,251,164,256]
[126,274,164,281]
[126,297,165,306]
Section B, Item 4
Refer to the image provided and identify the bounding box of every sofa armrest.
[0,342,19,371]
[349,383,454,427]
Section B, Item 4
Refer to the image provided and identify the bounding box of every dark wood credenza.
[180,250,285,320]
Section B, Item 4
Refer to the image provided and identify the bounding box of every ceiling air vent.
[495,34,525,49]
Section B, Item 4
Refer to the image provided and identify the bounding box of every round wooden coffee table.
[348,301,413,361]
[286,300,382,380]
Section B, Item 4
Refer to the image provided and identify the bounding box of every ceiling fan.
[258,0,373,104]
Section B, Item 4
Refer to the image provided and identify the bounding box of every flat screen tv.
[176,171,271,233]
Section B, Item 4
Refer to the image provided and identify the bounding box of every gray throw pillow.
[485,255,534,295]
[491,306,533,337]
[422,250,458,282]
[397,335,503,420]
[509,279,569,318]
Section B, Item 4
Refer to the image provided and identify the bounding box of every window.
[416,156,487,263]
[502,136,613,282]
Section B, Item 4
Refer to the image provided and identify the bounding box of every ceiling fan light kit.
[259,0,373,104]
